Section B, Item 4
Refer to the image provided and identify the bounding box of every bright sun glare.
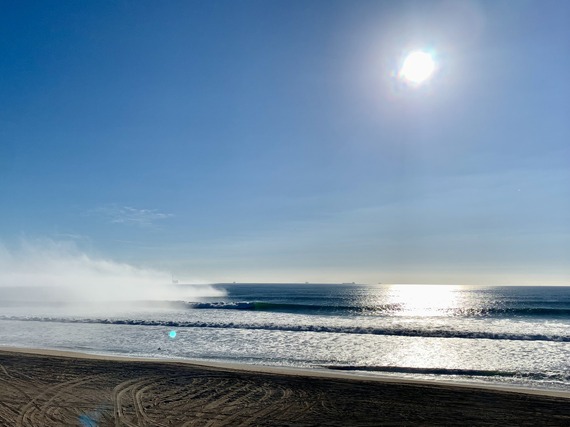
[399,51,436,86]
[388,285,460,316]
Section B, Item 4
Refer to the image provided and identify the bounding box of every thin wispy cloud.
[91,205,173,227]
[50,233,91,242]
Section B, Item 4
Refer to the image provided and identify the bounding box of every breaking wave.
[2,315,569,343]
[170,300,570,318]
[323,365,570,381]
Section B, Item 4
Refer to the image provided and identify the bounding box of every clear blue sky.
[1,0,569,285]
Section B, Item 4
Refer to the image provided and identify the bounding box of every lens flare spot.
[169,330,177,339]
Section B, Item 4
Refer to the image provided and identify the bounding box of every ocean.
[1,284,569,392]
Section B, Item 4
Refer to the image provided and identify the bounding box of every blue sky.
[1,0,569,285]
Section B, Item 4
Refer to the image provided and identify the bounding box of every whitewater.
[1,284,569,392]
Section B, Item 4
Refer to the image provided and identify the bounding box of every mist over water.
[0,240,225,306]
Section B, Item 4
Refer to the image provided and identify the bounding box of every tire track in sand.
[0,363,46,424]
[112,378,141,427]
[229,383,295,426]
[131,377,170,427]
[212,380,277,427]
[18,375,98,427]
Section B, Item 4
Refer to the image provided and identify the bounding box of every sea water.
[1,284,569,392]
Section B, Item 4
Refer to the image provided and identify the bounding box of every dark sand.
[0,348,569,426]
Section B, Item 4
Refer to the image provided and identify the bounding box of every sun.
[399,51,436,86]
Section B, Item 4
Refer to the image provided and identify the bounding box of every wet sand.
[0,348,569,426]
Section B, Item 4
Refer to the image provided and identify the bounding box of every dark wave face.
[2,315,569,343]
[3,284,570,320]
[177,300,570,318]
[178,301,404,315]
[176,284,570,320]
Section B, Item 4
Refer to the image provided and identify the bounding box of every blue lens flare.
[169,330,177,339]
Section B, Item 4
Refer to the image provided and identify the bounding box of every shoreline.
[2,345,570,399]
[1,346,570,426]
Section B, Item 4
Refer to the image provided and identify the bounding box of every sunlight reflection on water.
[2,285,570,391]
[387,285,461,316]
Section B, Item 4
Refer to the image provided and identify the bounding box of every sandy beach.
[0,348,568,426]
